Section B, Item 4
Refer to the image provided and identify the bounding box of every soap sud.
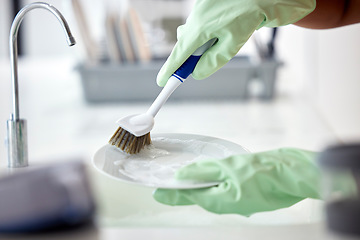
[105,137,238,185]
[113,144,170,161]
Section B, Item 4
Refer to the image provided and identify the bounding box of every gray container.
[76,57,282,103]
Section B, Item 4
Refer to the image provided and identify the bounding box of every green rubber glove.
[156,0,315,86]
[153,148,321,216]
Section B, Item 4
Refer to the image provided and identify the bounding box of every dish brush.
[109,39,217,154]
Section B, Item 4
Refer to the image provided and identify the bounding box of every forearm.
[294,0,360,29]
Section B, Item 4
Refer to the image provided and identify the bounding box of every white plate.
[92,133,249,189]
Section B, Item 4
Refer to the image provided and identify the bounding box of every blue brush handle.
[172,38,216,80]
[147,39,216,118]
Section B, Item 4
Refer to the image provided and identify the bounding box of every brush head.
[109,127,151,154]
[109,113,154,154]
[116,113,154,137]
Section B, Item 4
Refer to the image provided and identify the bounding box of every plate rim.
[92,133,249,189]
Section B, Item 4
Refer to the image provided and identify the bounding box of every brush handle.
[147,39,216,117]
[147,75,181,117]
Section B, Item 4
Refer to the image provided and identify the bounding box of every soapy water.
[104,137,238,186]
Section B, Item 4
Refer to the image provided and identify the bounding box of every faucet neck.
[9,2,76,120]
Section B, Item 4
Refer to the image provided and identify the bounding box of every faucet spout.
[10,2,76,120]
[7,2,76,168]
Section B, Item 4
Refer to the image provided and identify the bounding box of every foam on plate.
[104,137,237,185]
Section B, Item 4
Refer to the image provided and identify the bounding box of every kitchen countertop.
[0,57,348,239]
[0,57,338,161]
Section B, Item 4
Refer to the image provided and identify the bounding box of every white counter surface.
[0,58,338,161]
[0,57,350,239]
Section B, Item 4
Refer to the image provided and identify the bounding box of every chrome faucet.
[7,2,76,168]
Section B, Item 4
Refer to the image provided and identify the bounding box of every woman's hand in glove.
[156,0,316,87]
[153,148,321,216]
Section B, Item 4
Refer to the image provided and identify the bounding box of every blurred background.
[0,0,359,238]
[0,0,359,161]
